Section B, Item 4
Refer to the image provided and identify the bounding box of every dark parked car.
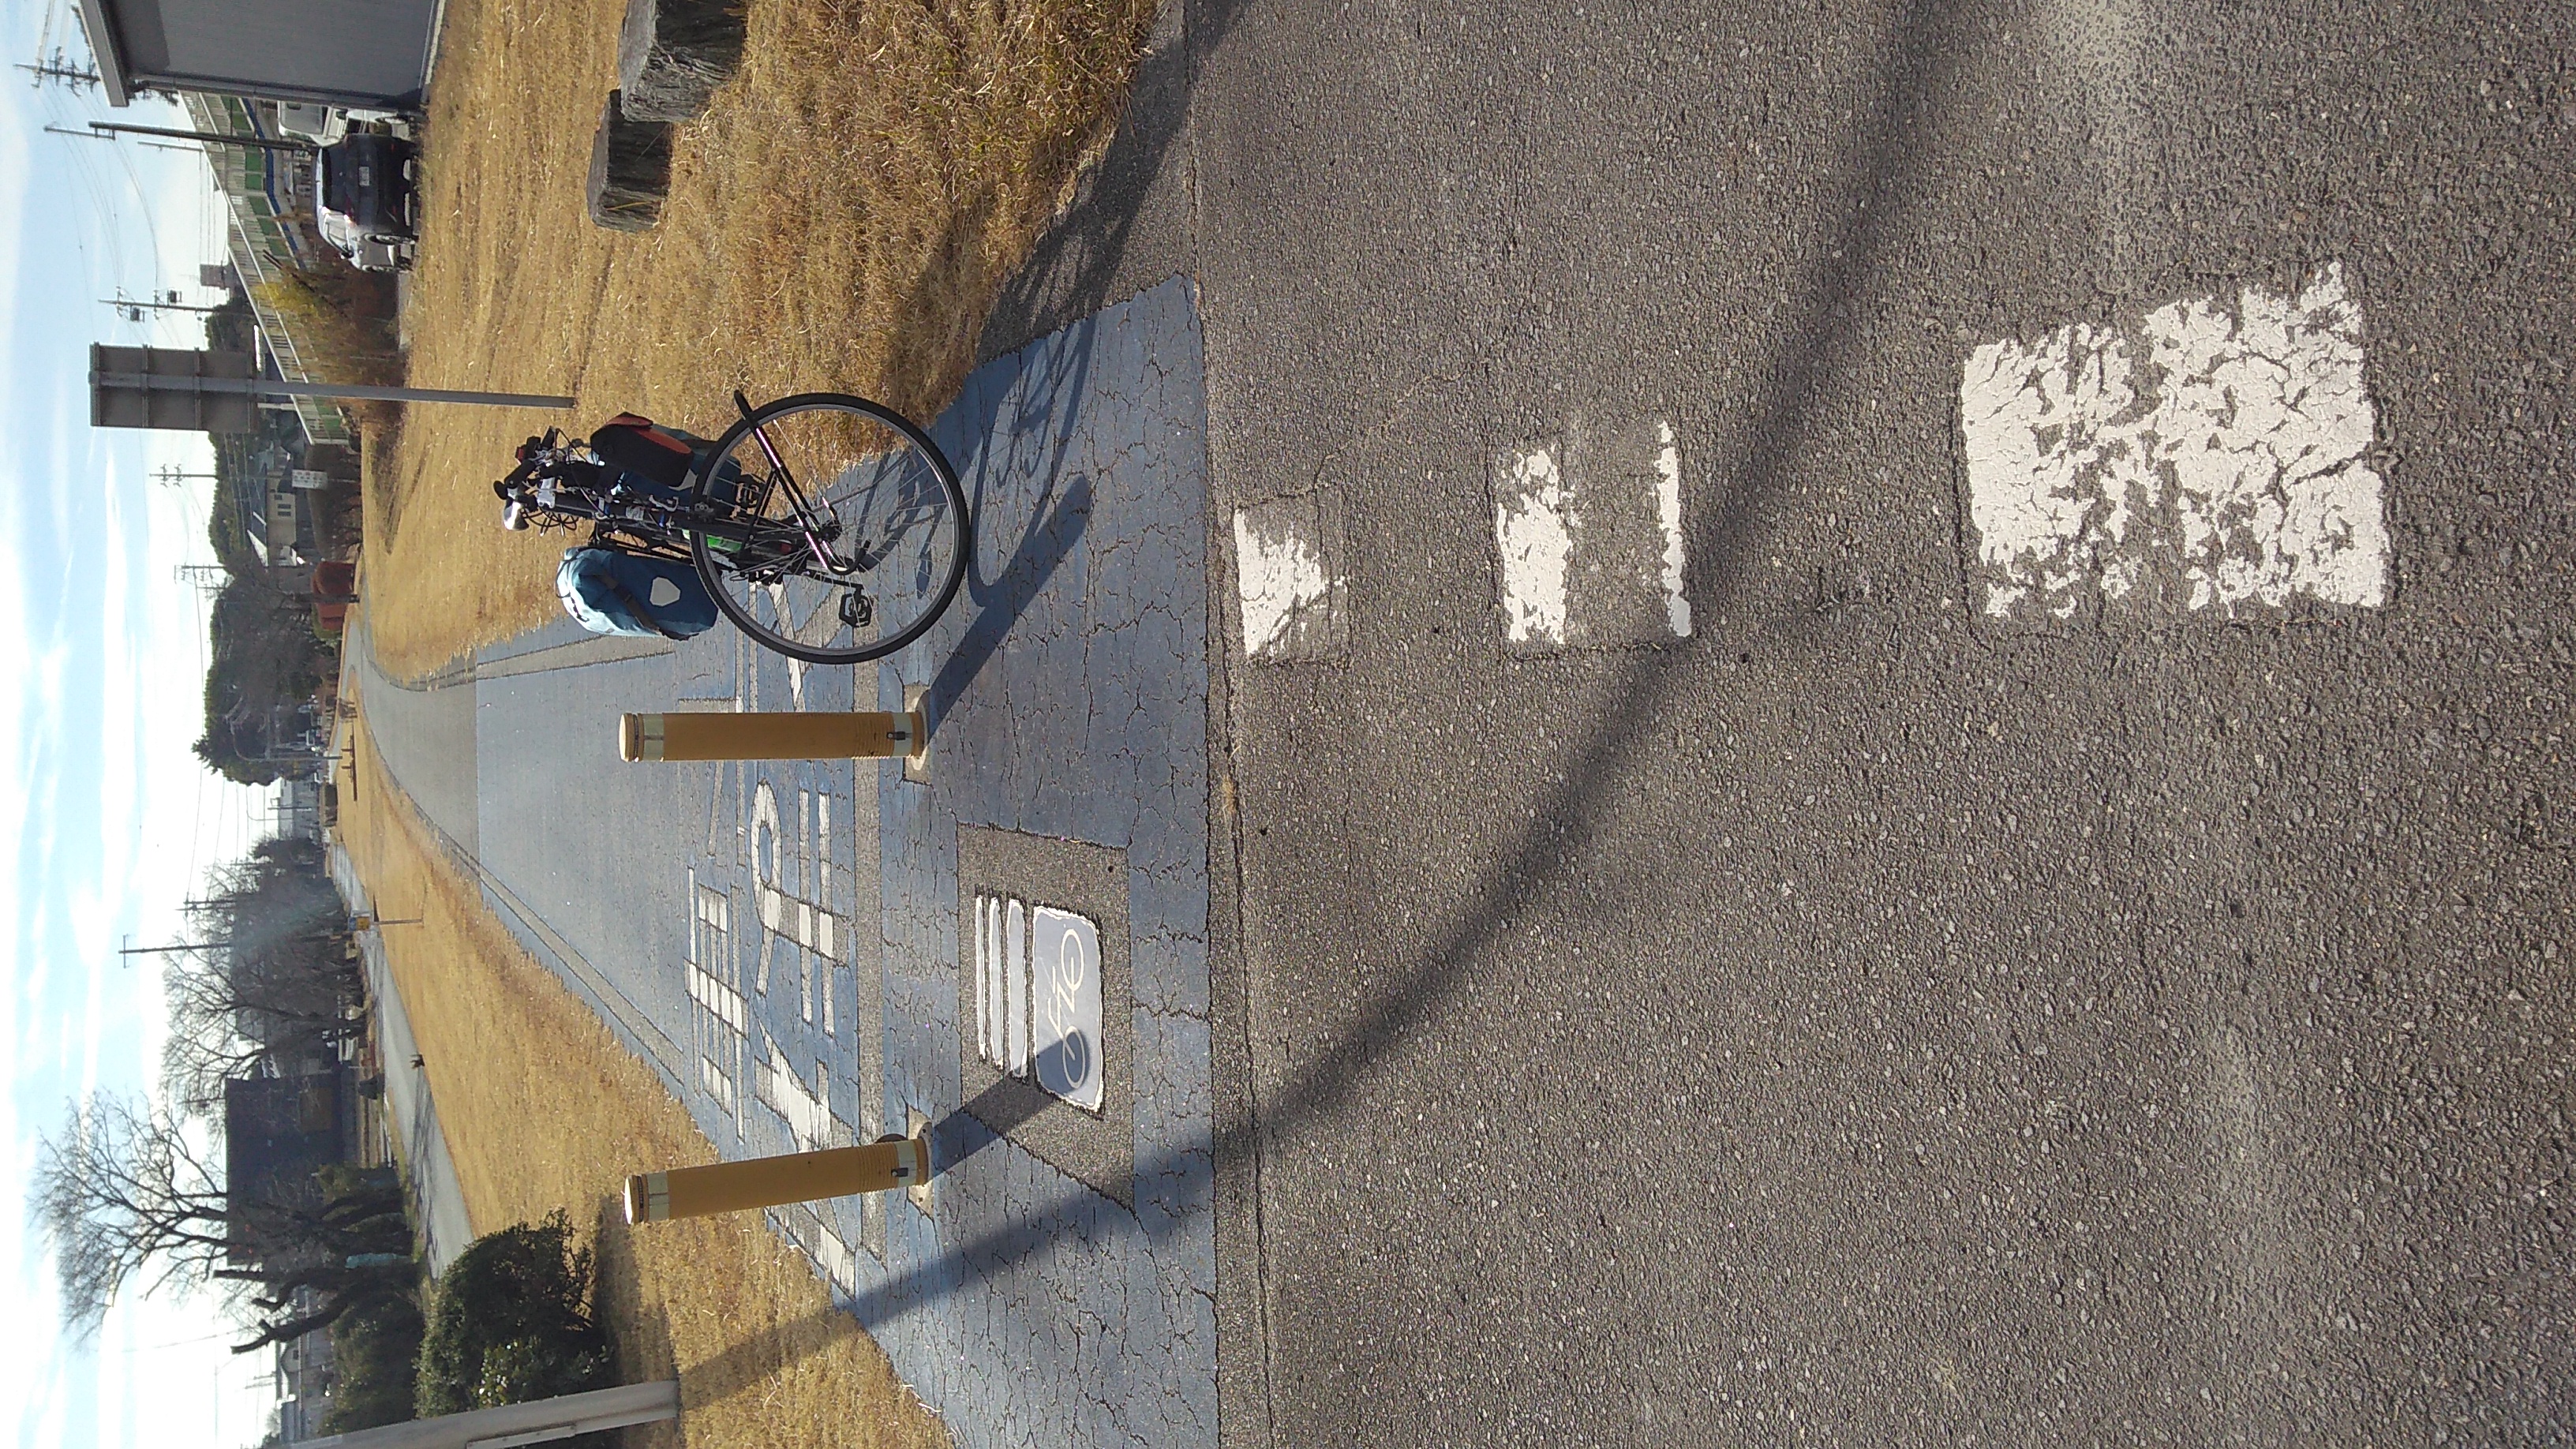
[316,133,418,271]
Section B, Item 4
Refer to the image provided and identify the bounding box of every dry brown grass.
[364,0,1157,679]
[334,728,949,1449]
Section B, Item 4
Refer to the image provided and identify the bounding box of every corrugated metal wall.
[117,0,436,108]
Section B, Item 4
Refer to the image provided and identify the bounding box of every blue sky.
[2,2,285,1445]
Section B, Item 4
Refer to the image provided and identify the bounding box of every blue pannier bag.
[556,546,720,640]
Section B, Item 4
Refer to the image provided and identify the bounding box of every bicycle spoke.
[687,395,969,665]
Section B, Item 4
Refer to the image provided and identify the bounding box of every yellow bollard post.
[623,1136,932,1224]
[619,710,928,765]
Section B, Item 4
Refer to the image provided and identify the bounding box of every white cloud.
[0,62,278,1448]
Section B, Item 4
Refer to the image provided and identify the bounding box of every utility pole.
[176,563,231,594]
[95,365,579,414]
[118,938,233,957]
[43,124,199,154]
[107,292,227,320]
[156,466,219,489]
[109,298,220,324]
[88,121,313,152]
[19,52,99,92]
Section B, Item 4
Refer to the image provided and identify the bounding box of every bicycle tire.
[687,391,971,665]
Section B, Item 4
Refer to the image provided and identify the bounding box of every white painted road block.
[973,894,1105,1110]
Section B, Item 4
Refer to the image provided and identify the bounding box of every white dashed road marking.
[1492,419,1693,653]
[1495,445,1574,646]
[1960,262,2391,623]
[1653,425,1691,638]
[1233,493,1346,662]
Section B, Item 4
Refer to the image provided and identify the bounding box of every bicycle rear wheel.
[688,392,971,665]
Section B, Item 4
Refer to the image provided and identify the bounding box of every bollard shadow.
[589,1196,684,1449]
[924,1071,1058,1174]
[676,1305,871,1411]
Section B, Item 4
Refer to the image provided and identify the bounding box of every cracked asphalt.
[359,285,1220,1448]
[352,0,2574,1443]
[987,0,2575,1443]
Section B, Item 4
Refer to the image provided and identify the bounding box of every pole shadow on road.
[714,0,1978,1366]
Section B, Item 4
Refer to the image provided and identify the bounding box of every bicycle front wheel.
[688,392,971,665]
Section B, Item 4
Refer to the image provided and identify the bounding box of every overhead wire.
[24,18,232,343]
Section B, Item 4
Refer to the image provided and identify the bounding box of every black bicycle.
[496,391,971,665]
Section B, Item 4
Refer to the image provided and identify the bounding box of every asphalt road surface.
[990,0,2574,1443]
[357,0,2573,1444]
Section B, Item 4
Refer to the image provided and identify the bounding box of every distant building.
[274,1294,339,1438]
[277,778,327,842]
[275,1395,330,1443]
[248,444,310,566]
[75,0,438,112]
[238,434,354,567]
[223,1073,346,1263]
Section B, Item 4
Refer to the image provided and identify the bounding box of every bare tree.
[189,837,340,953]
[222,1251,414,1354]
[161,934,366,1115]
[160,837,365,1116]
[35,1094,239,1327]
[42,839,414,1349]
[36,1095,411,1350]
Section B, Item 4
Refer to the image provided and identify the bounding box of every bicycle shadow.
[919,320,1106,718]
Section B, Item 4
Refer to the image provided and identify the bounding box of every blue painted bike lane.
[365,277,1215,1448]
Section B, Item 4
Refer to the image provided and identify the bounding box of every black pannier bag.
[589,413,702,501]
[589,413,746,509]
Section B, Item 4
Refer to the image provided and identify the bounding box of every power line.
[47,125,199,154]
[35,83,235,338]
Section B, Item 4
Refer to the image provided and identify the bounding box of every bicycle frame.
[733,390,852,576]
[498,392,969,667]
[504,405,900,583]
[504,466,796,567]
[743,417,843,572]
